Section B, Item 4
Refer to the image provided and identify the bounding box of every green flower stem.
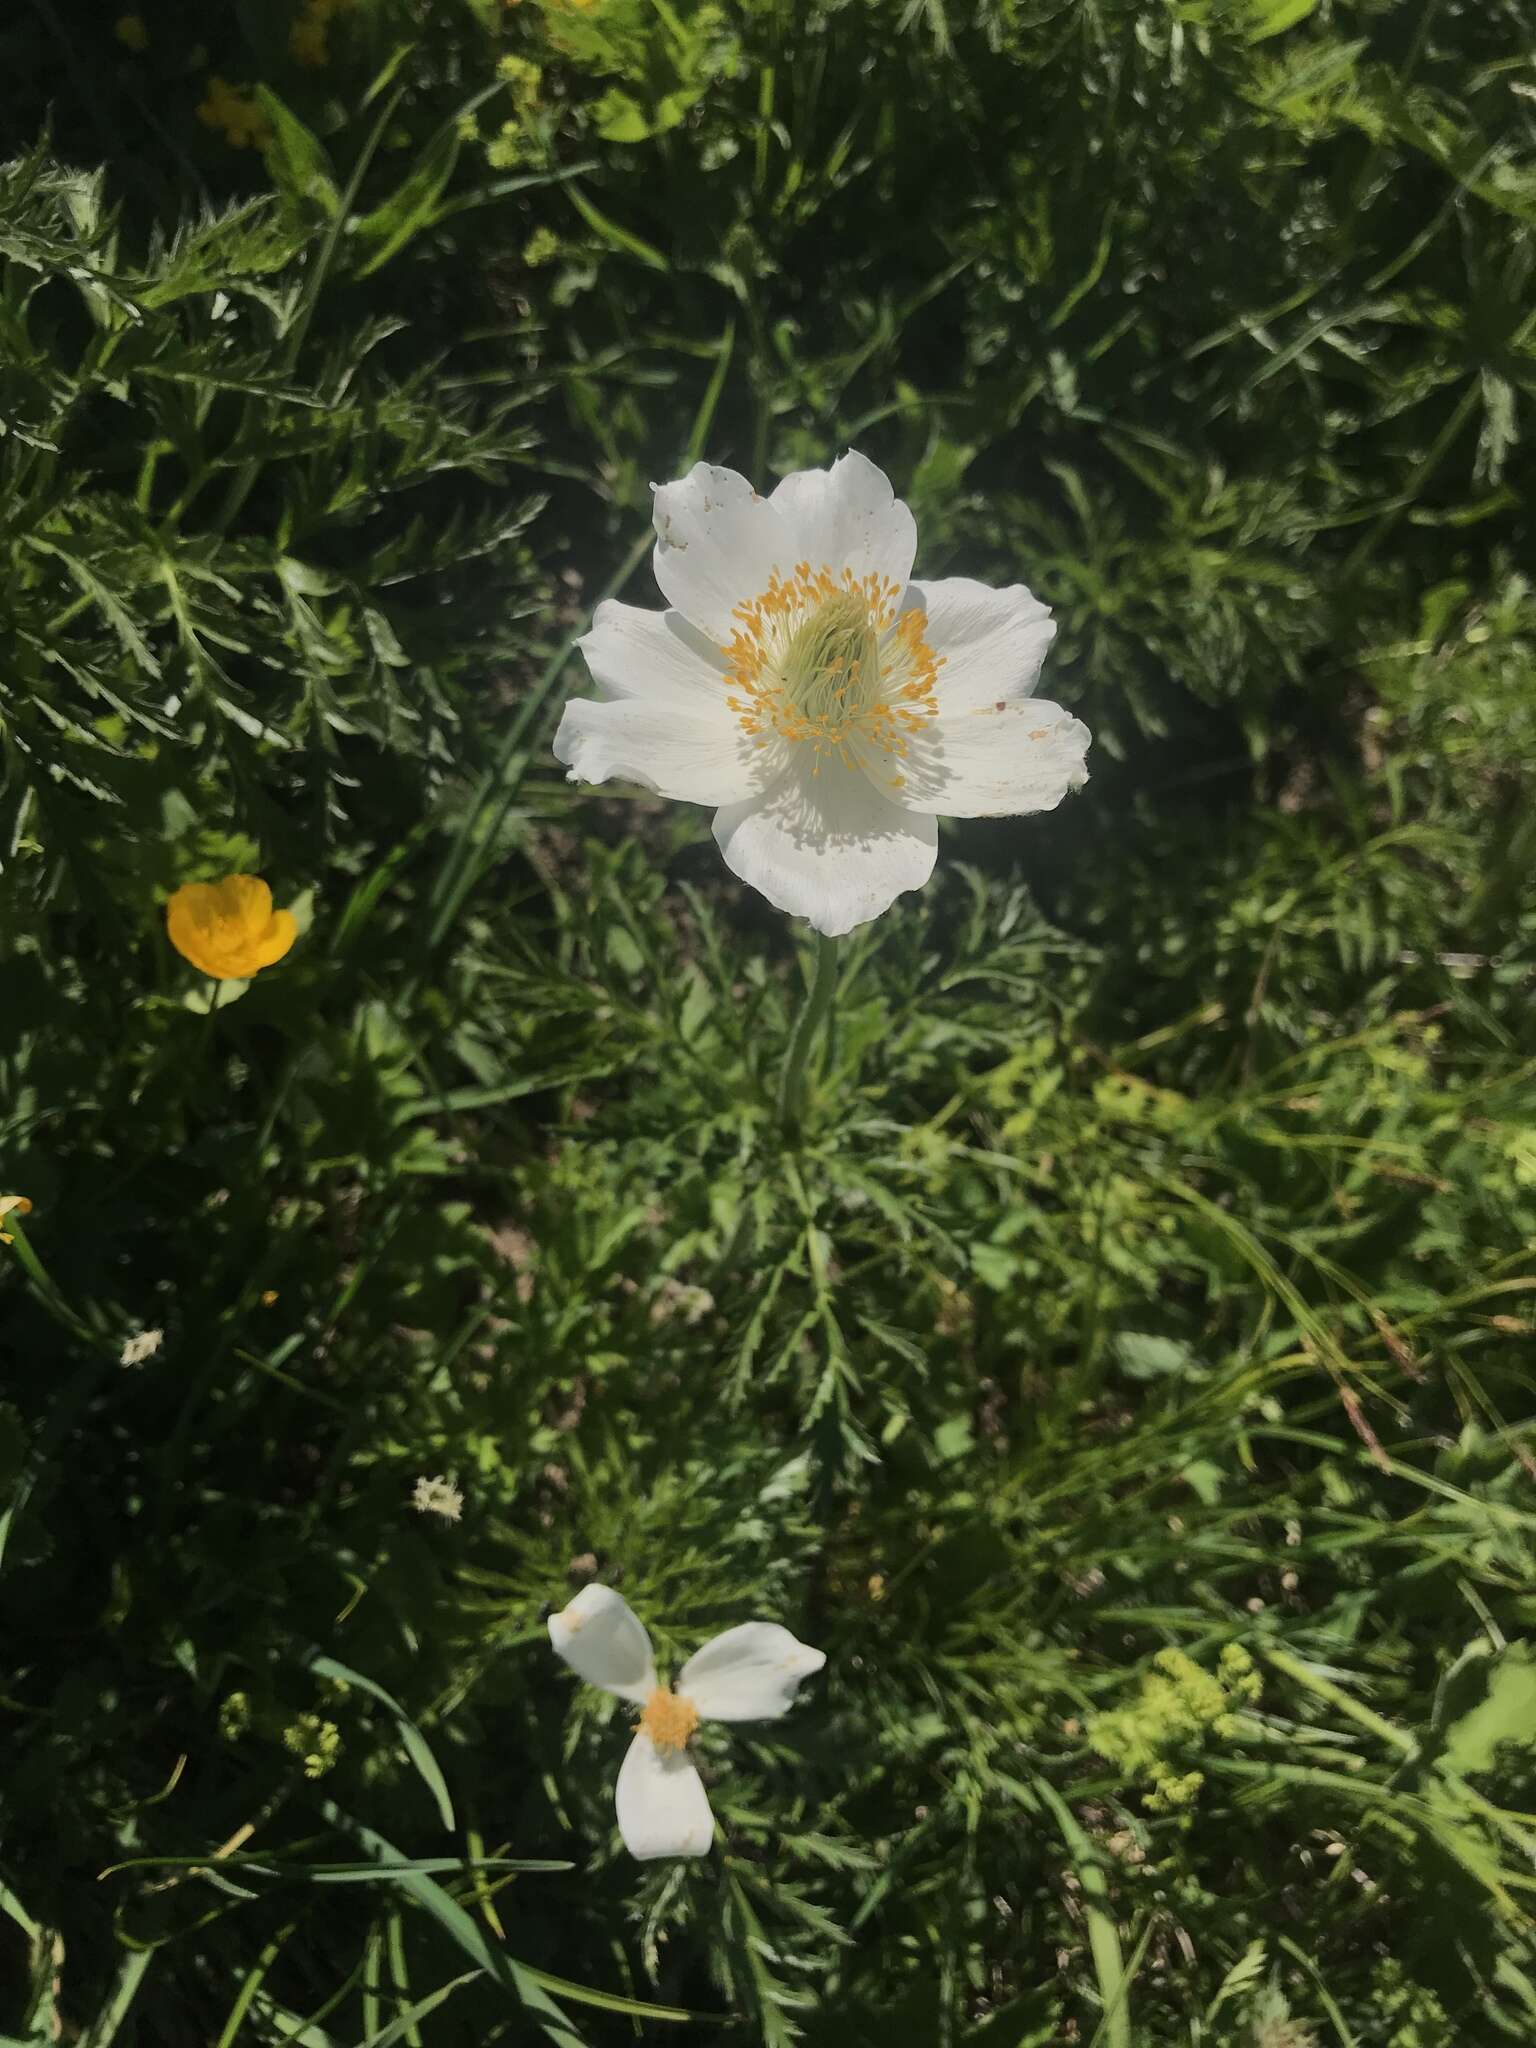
[777,931,840,1137]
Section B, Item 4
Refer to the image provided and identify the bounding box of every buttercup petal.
[246,908,298,970]
[554,695,770,806]
[218,875,275,928]
[547,1584,657,1704]
[884,701,1091,819]
[768,452,917,596]
[906,577,1056,715]
[651,463,797,644]
[677,1621,827,1723]
[578,601,732,706]
[614,1732,715,1861]
[712,761,937,936]
[166,892,220,977]
[166,885,243,978]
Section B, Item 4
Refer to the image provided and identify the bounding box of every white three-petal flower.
[548,1584,826,1861]
[553,450,1091,936]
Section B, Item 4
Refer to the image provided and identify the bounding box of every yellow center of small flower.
[722,563,942,782]
[639,1687,700,1755]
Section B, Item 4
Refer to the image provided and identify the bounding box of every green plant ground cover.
[2,2,1535,2043]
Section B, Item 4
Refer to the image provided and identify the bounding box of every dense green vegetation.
[2,2,1534,2043]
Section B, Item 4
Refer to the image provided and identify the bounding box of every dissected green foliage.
[3,2,1536,2045]
[0,146,544,953]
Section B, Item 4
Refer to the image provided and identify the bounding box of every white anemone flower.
[548,1583,825,1861]
[553,450,1090,936]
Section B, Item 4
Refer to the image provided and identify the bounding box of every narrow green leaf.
[1034,1781,1132,2048]
[321,1804,700,2030]
[79,1951,153,2048]
[564,185,670,271]
[351,88,500,278]
[357,1970,482,2048]
[1242,0,1321,41]
[303,1651,456,1830]
[258,89,340,215]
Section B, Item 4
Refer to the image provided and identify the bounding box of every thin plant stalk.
[777,931,840,1136]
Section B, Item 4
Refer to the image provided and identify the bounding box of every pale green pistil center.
[722,564,941,770]
[779,590,881,734]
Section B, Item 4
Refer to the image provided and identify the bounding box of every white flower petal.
[651,463,797,644]
[906,576,1057,715]
[887,700,1091,819]
[553,695,769,805]
[547,1585,657,1704]
[615,1733,715,1861]
[768,451,916,595]
[578,601,729,706]
[677,1622,827,1723]
[713,761,937,937]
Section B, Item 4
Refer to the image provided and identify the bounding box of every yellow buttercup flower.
[288,0,356,68]
[115,15,150,52]
[196,78,271,150]
[291,17,329,64]
[166,876,298,980]
[0,1195,33,1245]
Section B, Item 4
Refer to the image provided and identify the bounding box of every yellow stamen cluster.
[114,15,149,53]
[722,563,942,780]
[639,1687,700,1755]
[291,0,355,67]
[196,79,270,150]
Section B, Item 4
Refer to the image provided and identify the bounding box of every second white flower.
[548,1583,826,1861]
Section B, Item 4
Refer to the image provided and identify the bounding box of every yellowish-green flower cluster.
[497,53,544,109]
[283,1712,342,1779]
[1253,2019,1317,2048]
[290,0,355,69]
[523,227,561,267]
[485,56,546,170]
[196,78,270,150]
[219,1691,252,1741]
[1087,1645,1262,1812]
[486,125,528,169]
[114,14,149,52]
